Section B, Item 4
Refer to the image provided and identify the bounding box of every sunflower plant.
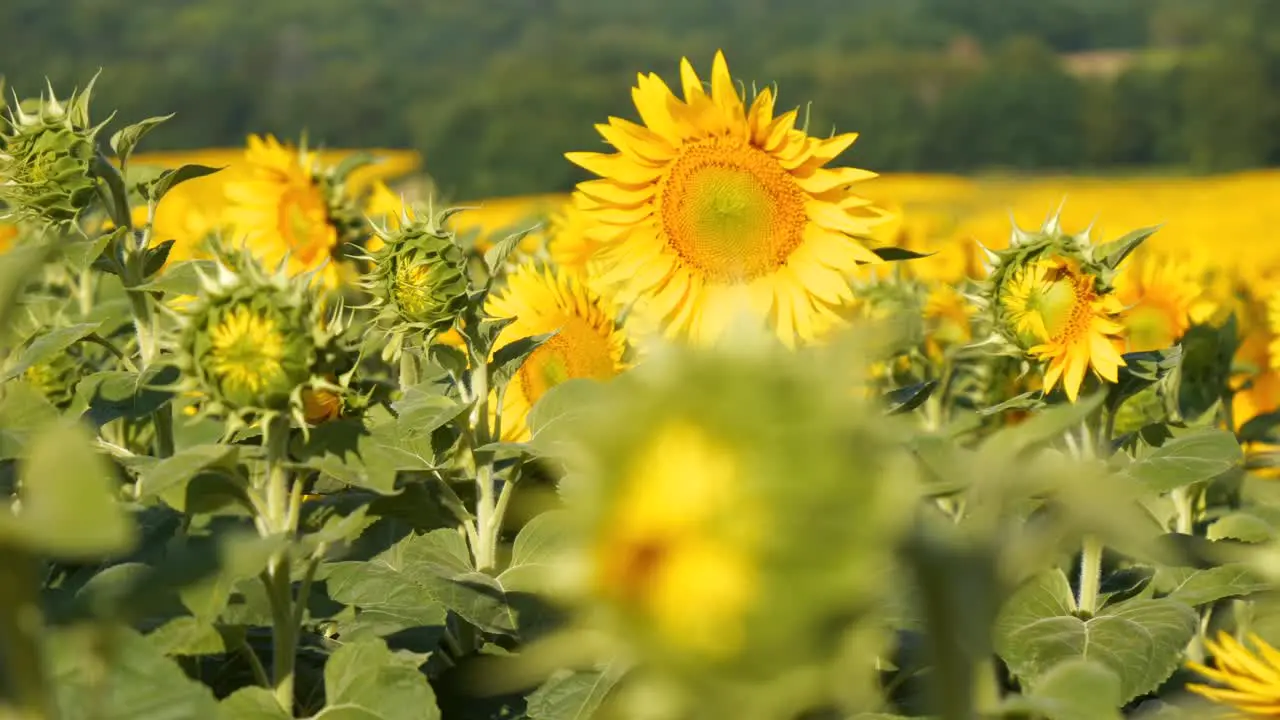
[0,58,1277,720]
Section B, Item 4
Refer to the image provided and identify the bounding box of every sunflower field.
[3,50,1280,720]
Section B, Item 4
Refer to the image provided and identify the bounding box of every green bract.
[0,78,106,226]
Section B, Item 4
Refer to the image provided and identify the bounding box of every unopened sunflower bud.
[0,78,106,225]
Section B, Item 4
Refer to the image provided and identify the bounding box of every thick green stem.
[972,657,1002,715]
[1172,487,1195,534]
[399,350,420,390]
[1077,535,1104,615]
[0,552,53,720]
[468,351,500,571]
[259,416,298,711]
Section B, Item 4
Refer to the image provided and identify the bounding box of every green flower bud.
[172,249,344,426]
[360,206,471,361]
[0,78,105,226]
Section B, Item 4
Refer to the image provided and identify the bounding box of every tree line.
[1,0,1277,198]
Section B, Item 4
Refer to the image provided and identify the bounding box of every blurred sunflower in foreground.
[485,264,626,441]
[1186,631,1280,717]
[566,50,894,348]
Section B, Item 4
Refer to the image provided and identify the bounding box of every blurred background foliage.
[2,0,1278,198]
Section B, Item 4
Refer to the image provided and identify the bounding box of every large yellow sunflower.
[485,264,626,441]
[1115,250,1214,353]
[566,51,891,347]
[224,135,341,288]
[1000,256,1127,402]
[1187,631,1280,716]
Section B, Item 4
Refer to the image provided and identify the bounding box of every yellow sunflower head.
[997,256,1126,402]
[0,221,18,253]
[1114,249,1214,353]
[923,283,975,359]
[224,135,370,290]
[979,213,1155,402]
[546,199,606,285]
[1186,631,1280,717]
[542,340,917,714]
[566,50,896,348]
[485,263,626,442]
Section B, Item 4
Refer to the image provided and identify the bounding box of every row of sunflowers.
[2,51,1280,720]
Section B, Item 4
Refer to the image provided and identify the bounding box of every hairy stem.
[259,415,298,711]
[1077,535,1104,615]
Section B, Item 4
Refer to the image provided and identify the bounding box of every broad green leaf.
[50,626,220,719]
[489,331,557,391]
[1107,346,1181,414]
[1156,564,1271,606]
[976,390,1044,417]
[323,636,440,720]
[137,444,239,501]
[322,533,450,639]
[526,665,623,720]
[1126,429,1243,493]
[178,533,283,621]
[146,616,225,656]
[995,570,1196,704]
[298,410,440,494]
[1176,320,1238,423]
[219,687,291,720]
[0,239,59,332]
[0,381,58,459]
[392,384,470,437]
[1018,659,1124,720]
[981,393,1105,460]
[110,114,174,161]
[527,378,607,456]
[499,511,572,639]
[309,707,386,720]
[1207,512,1274,542]
[0,420,136,559]
[75,364,179,428]
[2,322,101,382]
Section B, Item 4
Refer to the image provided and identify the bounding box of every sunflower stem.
[1077,534,1103,616]
[260,415,298,712]
[469,346,498,571]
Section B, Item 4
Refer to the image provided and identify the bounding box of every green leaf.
[2,322,102,382]
[1175,319,1238,423]
[885,380,938,415]
[484,224,538,275]
[110,114,174,161]
[142,238,176,278]
[995,570,1196,704]
[298,410,440,494]
[1094,226,1160,271]
[1107,346,1181,414]
[0,420,136,559]
[322,535,450,640]
[309,708,387,720]
[0,381,59,459]
[143,164,223,203]
[1126,429,1243,493]
[1014,659,1124,720]
[525,664,624,720]
[489,331,558,391]
[526,378,607,456]
[50,626,220,719]
[871,246,932,262]
[219,687,291,720]
[133,259,218,295]
[392,384,470,437]
[0,239,59,332]
[137,444,239,502]
[1239,410,1280,444]
[322,636,440,720]
[981,393,1104,459]
[146,616,226,656]
[1156,564,1271,606]
[75,364,179,428]
[1206,512,1274,543]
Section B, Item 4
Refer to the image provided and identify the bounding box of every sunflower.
[566,50,892,347]
[999,256,1127,402]
[923,283,974,360]
[546,200,605,282]
[1187,631,1280,716]
[0,222,17,253]
[592,420,761,660]
[225,135,341,288]
[1114,251,1214,353]
[485,264,627,441]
